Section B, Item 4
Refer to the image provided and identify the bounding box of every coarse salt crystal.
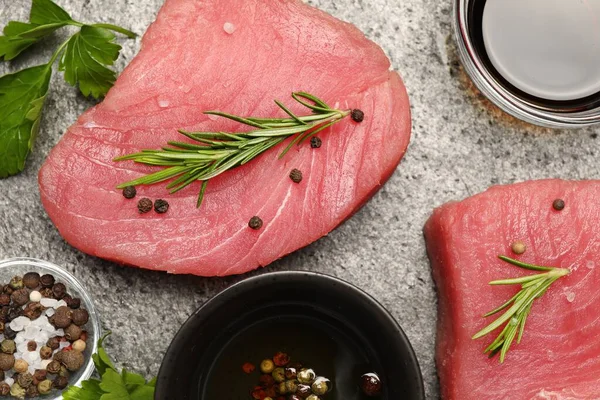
[10,317,31,332]
[55,300,67,309]
[157,98,170,108]
[5,378,13,386]
[45,308,55,317]
[223,22,236,34]
[54,329,64,337]
[566,292,576,302]
[40,298,58,308]
[40,360,51,369]
[59,341,71,350]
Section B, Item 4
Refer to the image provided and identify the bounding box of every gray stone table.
[0,0,598,399]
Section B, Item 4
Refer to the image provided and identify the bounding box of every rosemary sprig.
[114,92,352,208]
[472,255,570,363]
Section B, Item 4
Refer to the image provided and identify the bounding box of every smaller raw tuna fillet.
[38,0,411,276]
[424,179,600,400]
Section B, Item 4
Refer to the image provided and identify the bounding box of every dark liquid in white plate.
[482,0,600,101]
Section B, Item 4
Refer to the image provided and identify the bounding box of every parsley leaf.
[0,64,52,178]
[63,332,156,400]
[60,25,122,99]
[0,0,73,60]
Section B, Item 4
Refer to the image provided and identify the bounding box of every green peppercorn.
[122,186,137,199]
[37,380,52,395]
[272,367,285,383]
[17,372,33,389]
[260,359,275,374]
[297,369,316,384]
[306,395,320,400]
[58,365,70,378]
[284,380,298,393]
[39,274,55,288]
[53,375,68,390]
[22,273,40,289]
[1,340,15,354]
[9,276,23,290]
[10,383,25,399]
[0,382,8,396]
[311,377,331,395]
[277,381,287,394]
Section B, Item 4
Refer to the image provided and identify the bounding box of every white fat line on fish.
[534,388,584,400]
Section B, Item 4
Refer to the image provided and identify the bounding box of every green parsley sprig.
[472,255,570,363]
[63,332,156,400]
[0,0,135,178]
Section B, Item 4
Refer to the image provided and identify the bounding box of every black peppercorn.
[22,272,40,289]
[25,384,39,398]
[296,384,311,397]
[46,337,60,351]
[122,186,137,199]
[53,375,69,390]
[0,307,8,323]
[138,198,153,214]
[11,289,29,306]
[17,372,33,388]
[52,306,72,328]
[553,199,565,211]
[65,296,81,309]
[0,369,4,381]
[154,199,169,214]
[39,288,53,298]
[40,274,55,288]
[52,283,67,299]
[285,367,297,380]
[7,307,21,322]
[46,360,61,374]
[71,308,89,326]
[360,372,382,397]
[0,294,10,306]
[40,346,53,360]
[33,369,46,383]
[289,169,303,184]
[310,137,322,148]
[3,326,16,340]
[0,382,8,396]
[248,216,263,230]
[23,302,43,320]
[351,109,365,122]
[27,341,36,352]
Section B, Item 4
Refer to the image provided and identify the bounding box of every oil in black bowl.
[467,0,600,110]
[202,315,383,399]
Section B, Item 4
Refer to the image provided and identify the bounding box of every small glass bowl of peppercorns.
[0,258,100,399]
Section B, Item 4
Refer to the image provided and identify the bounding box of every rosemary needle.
[114,92,352,208]
[472,255,570,363]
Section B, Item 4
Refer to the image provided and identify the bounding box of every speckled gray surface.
[0,0,598,399]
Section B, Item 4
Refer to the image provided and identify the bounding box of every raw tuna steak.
[38,0,411,275]
[424,179,600,399]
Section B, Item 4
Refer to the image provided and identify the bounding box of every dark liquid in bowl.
[203,315,382,399]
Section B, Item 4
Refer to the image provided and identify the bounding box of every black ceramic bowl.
[155,272,424,400]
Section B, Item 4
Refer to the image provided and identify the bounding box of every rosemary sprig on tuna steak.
[472,255,569,363]
[115,92,361,208]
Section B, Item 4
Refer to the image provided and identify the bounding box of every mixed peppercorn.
[245,352,332,400]
[0,272,90,398]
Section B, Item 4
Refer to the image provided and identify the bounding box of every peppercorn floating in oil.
[359,373,382,397]
[0,273,90,398]
[247,352,332,400]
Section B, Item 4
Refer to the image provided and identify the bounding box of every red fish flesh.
[424,179,600,399]
[38,0,411,276]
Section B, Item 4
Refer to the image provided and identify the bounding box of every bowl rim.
[156,270,425,399]
[0,257,100,395]
[453,0,600,128]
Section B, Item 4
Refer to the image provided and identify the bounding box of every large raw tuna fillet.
[38,0,411,276]
[424,179,600,399]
